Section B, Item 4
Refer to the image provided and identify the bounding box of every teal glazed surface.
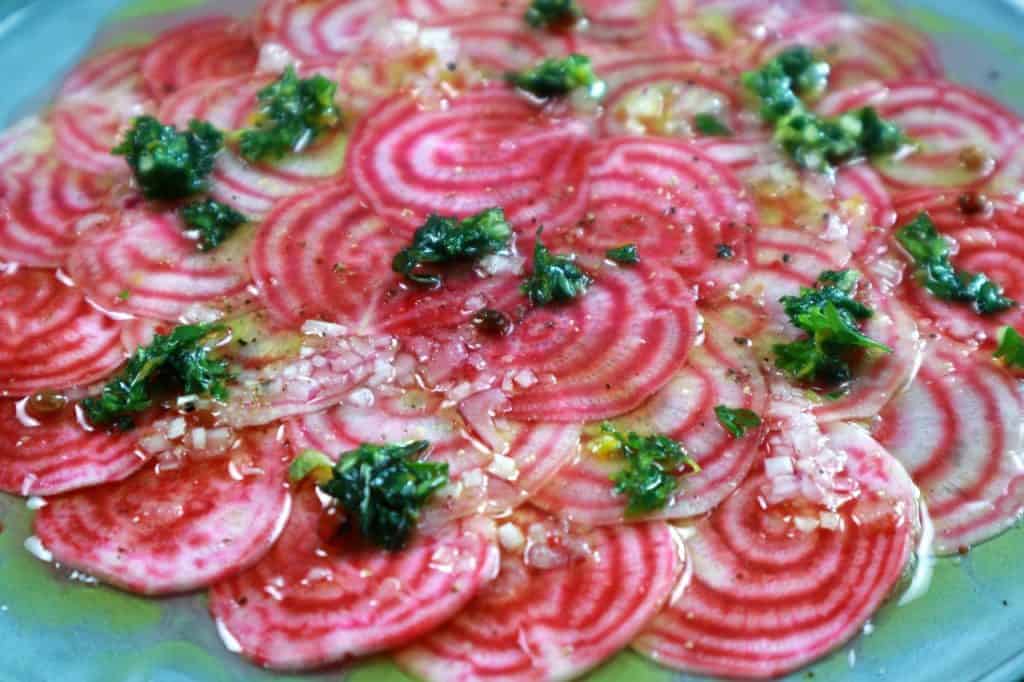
[1,1,1024,680]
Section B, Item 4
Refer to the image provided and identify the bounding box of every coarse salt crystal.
[486,454,519,481]
[498,523,525,551]
[764,456,794,477]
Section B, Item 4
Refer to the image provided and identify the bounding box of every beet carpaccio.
[1,0,1022,679]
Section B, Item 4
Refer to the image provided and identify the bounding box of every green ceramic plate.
[1,1,1023,680]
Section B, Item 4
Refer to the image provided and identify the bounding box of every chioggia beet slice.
[257,0,382,62]
[0,268,124,395]
[396,506,686,681]
[0,116,55,178]
[435,11,569,74]
[875,335,1024,554]
[208,484,500,670]
[0,398,148,496]
[33,429,292,595]
[533,304,768,525]
[633,421,922,679]
[393,0,526,21]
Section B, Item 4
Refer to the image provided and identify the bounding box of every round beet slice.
[397,506,685,681]
[394,0,525,20]
[51,101,130,177]
[33,429,292,595]
[141,17,258,99]
[209,484,500,671]
[59,44,146,101]
[0,116,55,178]
[634,421,921,679]
[257,0,382,62]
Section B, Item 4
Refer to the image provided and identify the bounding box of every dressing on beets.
[2,1,1023,680]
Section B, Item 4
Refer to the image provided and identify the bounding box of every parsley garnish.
[715,243,734,259]
[597,422,699,515]
[521,232,592,306]
[605,243,639,264]
[896,212,1014,315]
[524,0,582,28]
[773,270,892,385]
[694,112,733,137]
[239,66,341,162]
[995,327,1024,368]
[180,199,248,251]
[714,405,762,438]
[112,116,223,199]
[290,442,449,551]
[507,54,606,99]
[81,323,230,430]
[392,208,512,287]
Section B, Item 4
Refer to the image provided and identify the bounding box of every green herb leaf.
[81,323,230,430]
[694,112,733,137]
[239,66,341,162]
[714,405,762,438]
[995,327,1024,368]
[524,0,582,28]
[602,422,700,515]
[392,208,512,286]
[315,441,448,551]
[288,449,335,484]
[521,232,592,306]
[180,199,248,251]
[896,212,1014,315]
[112,116,223,199]
[605,243,639,264]
[507,54,606,99]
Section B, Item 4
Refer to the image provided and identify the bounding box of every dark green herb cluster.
[896,212,1014,315]
[82,323,230,430]
[694,112,733,137]
[601,422,700,515]
[291,442,449,551]
[995,327,1024,368]
[239,66,341,162]
[605,243,639,264]
[524,0,582,28]
[742,46,906,173]
[773,270,892,386]
[392,208,512,286]
[112,116,223,199]
[180,199,249,251]
[521,234,593,306]
[507,54,606,99]
[714,405,762,438]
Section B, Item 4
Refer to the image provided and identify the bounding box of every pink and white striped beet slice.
[394,0,525,20]
[209,484,500,670]
[257,0,382,61]
[396,506,685,681]
[51,101,131,177]
[66,208,252,322]
[634,421,920,679]
[0,398,148,496]
[565,137,754,297]
[436,11,567,74]
[533,305,768,525]
[141,16,258,98]
[817,79,1024,190]
[577,0,658,42]
[0,116,54,178]
[989,131,1024,195]
[33,429,291,595]
[875,336,1024,554]
[59,44,147,100]
[346,86,591,233]
[0,268,124,395]
[482,259,699,423]
[891,191,1024,346]
[0,160,112,267]
[757,12,942,90]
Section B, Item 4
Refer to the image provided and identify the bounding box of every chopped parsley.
[507,54,606,99]
[112,116,223,199]
[896,212,1014,315]
[521,232,592,306]
[995,327,1024,368]
[392,208,512,287]
[773,270,892,386]
[524,0,582,29]
[694,112,733,137]
[180,199,248,251]
[715,243,735,259]
[289,442,449,551]
[597,422,700,515]
[605,243,639,264]
[714,405,762,438]
[81,323,230,430]
[239,66,341,162]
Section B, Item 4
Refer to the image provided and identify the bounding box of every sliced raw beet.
[0,116,55,178]
[817,79,1023,190]
[346,86,591,234]
[208,484,500,671]
[435,11,569,74]
[990,132,1024,195]
[141,17,258,99]
[0,160,112,267]
[394,0,525,20]
[51,101,130,177]
[58,44,147,100]
[0,268,124,395]
[33,429,292,595]
[533,304,768,525]
[577,0,658,42]
[66,207,253,322]
[875,336,1024,554]
[397,506,685,681]
[257,0,382,61]
[634,421,920,679]
[891,191,1024,346]
[563,137,755,297]
[0,398,148,496]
